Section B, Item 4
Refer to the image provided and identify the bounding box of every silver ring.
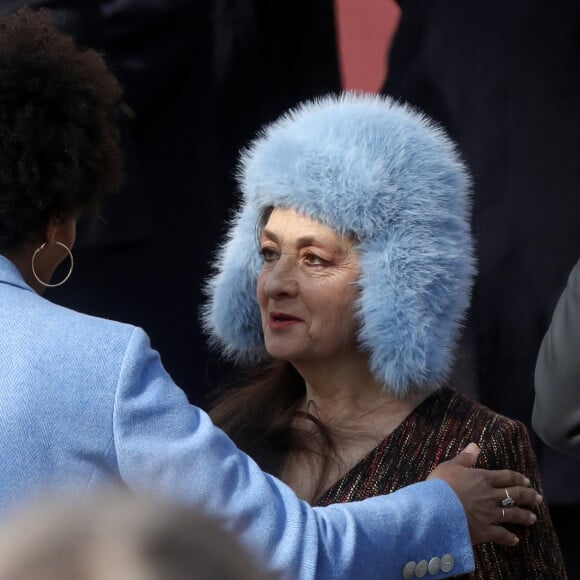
[493,507,506,525]
[501,489,515,508]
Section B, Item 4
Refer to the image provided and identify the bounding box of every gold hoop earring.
[31,241,74,288]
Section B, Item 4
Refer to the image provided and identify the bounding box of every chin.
[265,347,297,362]
[264,342,303,364]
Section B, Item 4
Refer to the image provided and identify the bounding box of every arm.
[533,259,580,455]
[113,328,474,579]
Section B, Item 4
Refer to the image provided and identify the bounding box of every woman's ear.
[45,215,77,250]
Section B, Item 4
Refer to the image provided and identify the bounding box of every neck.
[280,356,430,502]
[3,245,45,295]
[293,353,426,428]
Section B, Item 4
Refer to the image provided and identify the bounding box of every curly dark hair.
[0,7,124,251]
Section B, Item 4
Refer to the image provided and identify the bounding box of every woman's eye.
[303,253,328,266]
[260,247,278,262]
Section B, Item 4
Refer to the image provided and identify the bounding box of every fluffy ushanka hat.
[203,93,476,397]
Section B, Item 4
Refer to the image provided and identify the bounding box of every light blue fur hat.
[203,93,475,397]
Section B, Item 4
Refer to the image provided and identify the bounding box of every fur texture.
[203,93,475,396]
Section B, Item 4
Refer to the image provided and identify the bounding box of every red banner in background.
[335,0,400,92]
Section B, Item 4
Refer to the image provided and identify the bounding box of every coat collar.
[0,254,35,293]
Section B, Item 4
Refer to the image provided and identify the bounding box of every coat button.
[415,560,428,578]
[402,561,416,579]
[428,557,441,575]
[440,554,455,573]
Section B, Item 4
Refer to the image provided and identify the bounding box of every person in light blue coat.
[0,8,540,580]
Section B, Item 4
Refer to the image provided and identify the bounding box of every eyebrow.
[261,228,323,248]
[261,228,355,258]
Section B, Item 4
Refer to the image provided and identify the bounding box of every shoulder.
[50,304,158,383]
[453,389,527,434]
[458,396,532,469]
[25,290,137,346]
[440,388,524,429]
[430,389,532,468]
[2,286,152,384]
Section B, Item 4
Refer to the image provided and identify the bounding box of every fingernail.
[464,442,479,454]
[524,477,531,486]
[512,536,520,545]
[536,494,543,504]
[530,513,537,523]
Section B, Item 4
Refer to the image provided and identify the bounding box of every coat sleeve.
[533,258,580,455]
[112,327,474,580]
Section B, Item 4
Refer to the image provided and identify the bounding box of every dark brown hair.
[0,7,124,251]
[210,360,341,502]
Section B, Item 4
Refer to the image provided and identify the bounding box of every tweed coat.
[0,254,474,580]
[315,388,566,579]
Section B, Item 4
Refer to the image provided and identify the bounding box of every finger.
[482,468,531,488]
[496,486,543,508]
[448,442,480,468]
[463,442,480,457]
[484,524,520,547]
[501,506,538,527]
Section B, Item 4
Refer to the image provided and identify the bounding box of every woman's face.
[257,207,361,367]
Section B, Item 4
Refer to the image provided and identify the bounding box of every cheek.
[330,300,358,333]
[310,286,358,332]
[340,283,360,323]
[256,272,268,311]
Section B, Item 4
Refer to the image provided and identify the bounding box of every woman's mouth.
[268,312,303,329]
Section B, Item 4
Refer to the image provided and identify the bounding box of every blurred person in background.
[533,259,580,456]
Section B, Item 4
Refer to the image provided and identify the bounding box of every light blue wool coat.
[0,254,474,579]
[203,93,475,397]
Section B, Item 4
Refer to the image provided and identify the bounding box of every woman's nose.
[262,259,299,299]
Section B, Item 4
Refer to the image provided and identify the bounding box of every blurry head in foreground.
[0,491,272,580]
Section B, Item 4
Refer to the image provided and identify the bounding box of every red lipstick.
[268,312,303,330]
